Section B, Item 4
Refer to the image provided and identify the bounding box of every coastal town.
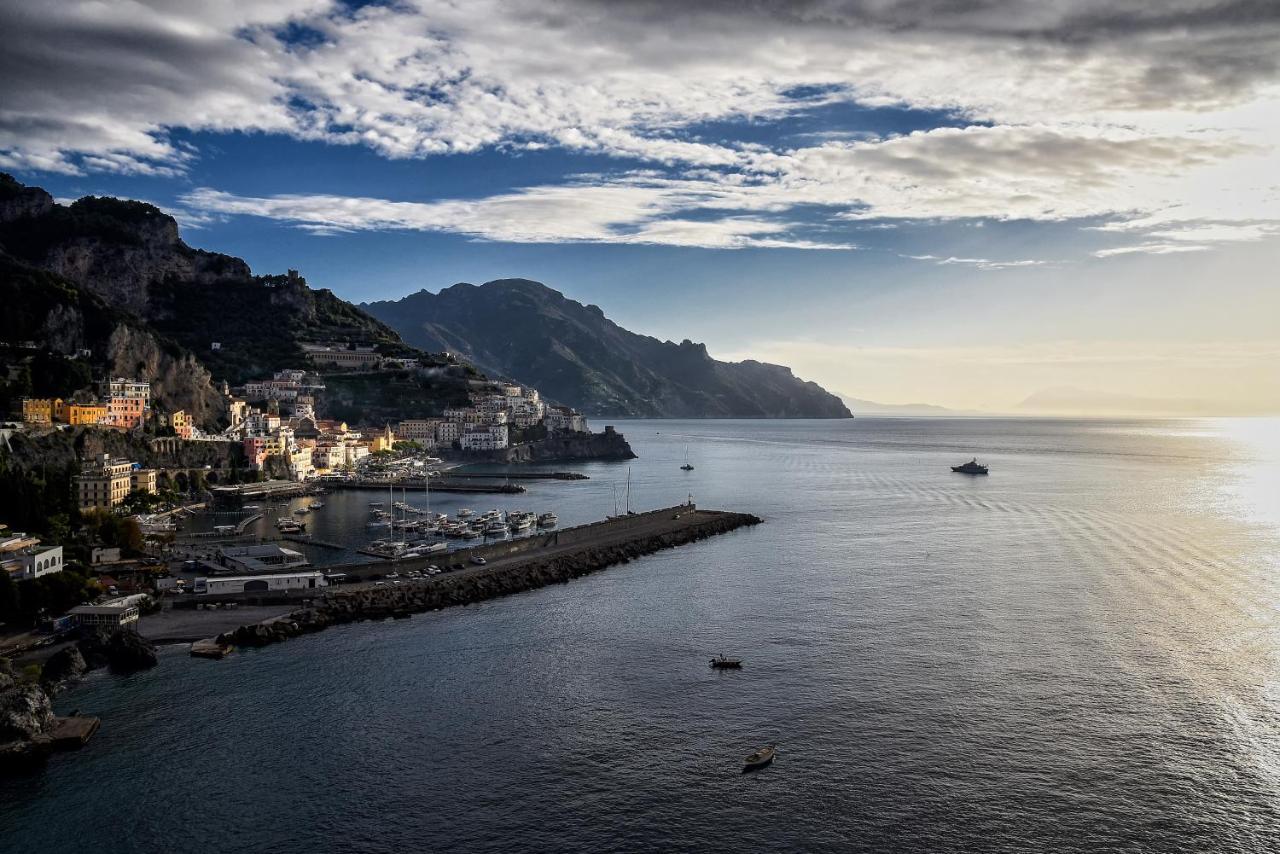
[0,346,631,754]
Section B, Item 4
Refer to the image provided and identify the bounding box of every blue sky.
[4,1,1278,413]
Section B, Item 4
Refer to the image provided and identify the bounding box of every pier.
[213,504,762,651]
[328,477,525,494]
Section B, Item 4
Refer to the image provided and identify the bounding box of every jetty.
[215,504,761,651]
[328,477,525,494]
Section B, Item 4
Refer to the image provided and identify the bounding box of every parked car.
[470,556,487,566]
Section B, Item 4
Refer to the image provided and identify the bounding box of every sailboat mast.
[626,466,632,514]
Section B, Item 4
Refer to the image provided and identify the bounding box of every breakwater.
[216,507,760,650]
[329,478,525,494]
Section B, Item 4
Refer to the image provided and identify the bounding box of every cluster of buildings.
[20,377,197,438]
[73,453,158,511]
[0,527,64,583]
[226,371,591,480]
[394,383,588,453]
[21,377,161,432]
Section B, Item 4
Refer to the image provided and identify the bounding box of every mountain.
[363,279,852,418]
[0,174,476,427]
[841,397,966,416]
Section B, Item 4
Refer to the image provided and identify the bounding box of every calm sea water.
[5,418,1280,853]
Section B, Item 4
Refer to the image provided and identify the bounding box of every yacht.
[951,458,989,475]
[681,444,695,471]
[537,512,558,528]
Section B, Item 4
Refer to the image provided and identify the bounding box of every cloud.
[180,181,848,248]
[5,0,1280,249]
[905,254,1047,270]
[1092,243,1213,257]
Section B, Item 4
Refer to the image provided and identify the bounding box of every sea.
[4,417,1280,853]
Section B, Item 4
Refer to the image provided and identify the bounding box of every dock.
[45,716,100,750]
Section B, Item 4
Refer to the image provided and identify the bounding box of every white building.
[436,421,461,445]
[0,543,64,582]
[104,377,151,403]
[460,423,509,451]
[70,601,140,630]
[195,572,328,595]
[545,406,588,433]
[217,545,310,573]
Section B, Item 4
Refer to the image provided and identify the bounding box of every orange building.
[107,396,146,429]
[68,403,109,425]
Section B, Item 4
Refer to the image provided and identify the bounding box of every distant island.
[363,279,852,419]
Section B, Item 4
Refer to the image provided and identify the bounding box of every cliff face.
[0,173,467,427]
[363,279,852,419]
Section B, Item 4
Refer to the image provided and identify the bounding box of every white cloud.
[1092,243,1213,257]
[180,181,845,249]
[905,254,1047,270]
[5,1,1280,249]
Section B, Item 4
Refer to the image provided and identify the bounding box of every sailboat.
[680,445,694,471]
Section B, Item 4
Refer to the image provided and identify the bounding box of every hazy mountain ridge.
[363,279,852,418]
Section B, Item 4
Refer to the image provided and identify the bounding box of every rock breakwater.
[218,509,760,651]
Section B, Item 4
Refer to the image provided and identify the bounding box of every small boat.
[457,508,474,518]
[951,458,989,475]
[709,655,742,669]
[537,512,558,528]
[681,444,695,471]
[742,745,776,772]
[310,501,325,509]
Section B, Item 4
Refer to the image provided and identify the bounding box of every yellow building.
[131,469,158,495]
[370,425,396,453]
[75,454,136,510]
[21,398,59,424]
[68,403,109,425]
[170,410,192,439]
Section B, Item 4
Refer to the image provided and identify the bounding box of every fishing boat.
[951,458,989,475]
[681,444,694,471]
[742,745,776,772]
[709,655,742,669]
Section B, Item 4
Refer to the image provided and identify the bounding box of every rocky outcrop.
[217,510,760,652]
[34,199,250,315]
[0,660,56,769]
[104,324,225,426]
[459,426,636,463]
[77,629,158,674]
[40,647,88,693]
[0,174,54,223]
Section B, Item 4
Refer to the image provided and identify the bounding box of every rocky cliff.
[363,279,852,418]
[458,425,637,463]
[0,174,467,426]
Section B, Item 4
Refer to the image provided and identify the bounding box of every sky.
[3,0,1278,415]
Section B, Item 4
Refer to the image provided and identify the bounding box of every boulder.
[41,646,88,692]
[0,683,54,744]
